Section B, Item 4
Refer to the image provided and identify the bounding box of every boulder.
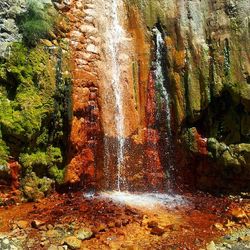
[63,236,81,249]
[21,172,54,201]
[76,228,93,240]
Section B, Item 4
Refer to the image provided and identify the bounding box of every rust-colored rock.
[7,160,20,190]
[62,0,102,186]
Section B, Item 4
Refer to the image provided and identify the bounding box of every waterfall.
[153,27,174,185]
[153,27,172,135]
[107,0,126,191]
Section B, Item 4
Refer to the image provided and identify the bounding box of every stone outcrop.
[62,0,250,192]
[129,0,250,192]
[0,0,26,56]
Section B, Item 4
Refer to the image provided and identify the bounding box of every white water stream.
[153,27,172,134]
[107,0,126,191]
[153,27,174,185]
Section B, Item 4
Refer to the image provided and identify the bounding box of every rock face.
[62,0,102,188]
[131,0,250,191]
[62,0,167,191]
[0,0,26,56]
[49,0,250,192]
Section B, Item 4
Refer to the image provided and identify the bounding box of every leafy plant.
[17,0,57,46]
[0,139,9,165]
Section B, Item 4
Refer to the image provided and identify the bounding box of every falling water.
[153,27,172,135]
[153,27,174,185]
[107,0,126,191]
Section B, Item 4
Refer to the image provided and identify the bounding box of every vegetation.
[17,0,57,47]
[0,139,9,166]
[21,172,54,201]
[0,41,70,184]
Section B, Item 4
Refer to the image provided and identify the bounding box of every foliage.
[20,147,62,168]
[0,42,69,184]
[17,0,57,46]
[48,165,64,184]
[0,43,54,143]
[0,139,9,166]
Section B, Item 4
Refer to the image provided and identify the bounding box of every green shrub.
[48,165,64,184]
[19,147,63,182]
[17,0,57,46]
[20,147,62,169]
[0,139,9,165]
[19,151,48,169]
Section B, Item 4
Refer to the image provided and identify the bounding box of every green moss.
[182,127,199,154]
[0,40,70,186]
[0,139,9,166]
[47,146,63,165]
[19,147,62,178]
[20,151,48,169]
[48,165,64,184]
[0,44,54,143]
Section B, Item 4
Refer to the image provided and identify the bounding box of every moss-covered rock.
[182,127,199,155]
[0,33,70,189]
[21,172,54,201]
[207,138,250,178]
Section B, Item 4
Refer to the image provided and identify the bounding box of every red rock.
[147,221,158,228]
[89,92,97,100]
[31,220,46,229]
[150,227,165,236]
[194,131,208,155]
[230,207,248,221]
[7,160,20,190]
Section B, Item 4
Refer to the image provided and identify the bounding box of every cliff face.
[63,0,166,191]
[63,0,250,192]
[129,0,250,192]
[0,0,249,196]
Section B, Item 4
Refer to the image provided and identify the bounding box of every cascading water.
[153,27,174,186]
[106,0,126,191]
[86,6,184,207]
[154,27,172,135]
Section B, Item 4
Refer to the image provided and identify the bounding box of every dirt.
[0,191,249,249]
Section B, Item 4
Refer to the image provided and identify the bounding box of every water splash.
[107,0,126,191]
[99,191,186,209]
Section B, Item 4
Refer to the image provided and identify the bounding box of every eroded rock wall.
[128,0,250,192]
[63,0,166,191]
[51,0,250,192]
